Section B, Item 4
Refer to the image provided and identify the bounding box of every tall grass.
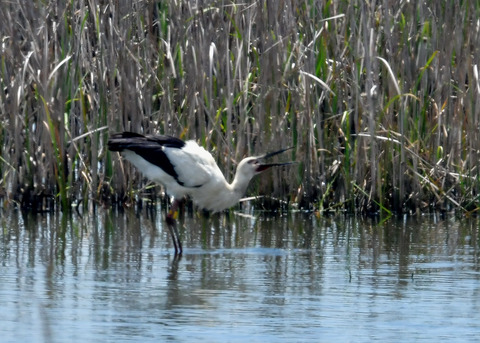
[1,0,480,215]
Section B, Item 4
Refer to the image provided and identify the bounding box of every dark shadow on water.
[167,253,182,281]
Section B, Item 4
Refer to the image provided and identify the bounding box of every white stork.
[108,132,294,254]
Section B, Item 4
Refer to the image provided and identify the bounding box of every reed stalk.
[0,0,479,215]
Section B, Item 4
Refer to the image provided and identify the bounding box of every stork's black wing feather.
[108,132,185,150]
[108,132,187,184]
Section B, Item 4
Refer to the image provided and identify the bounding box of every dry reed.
[1,0,479,215]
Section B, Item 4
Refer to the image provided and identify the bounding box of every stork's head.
[236,147,295,181]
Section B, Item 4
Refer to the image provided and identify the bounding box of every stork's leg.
[166,222,182,255]
[166,199,183,255]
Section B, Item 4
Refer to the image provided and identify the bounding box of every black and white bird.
[108,132,294,254]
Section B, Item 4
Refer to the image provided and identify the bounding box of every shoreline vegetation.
[1,1,480,216]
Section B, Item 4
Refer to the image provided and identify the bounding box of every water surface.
[1,208,479,342]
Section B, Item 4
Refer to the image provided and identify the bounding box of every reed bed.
[1,0,480,215]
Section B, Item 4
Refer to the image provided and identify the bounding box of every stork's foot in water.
[166,204,182,255]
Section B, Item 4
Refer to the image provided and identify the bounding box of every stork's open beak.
[256,147,295,172]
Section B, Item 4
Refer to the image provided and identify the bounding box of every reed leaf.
[0,0,479,215]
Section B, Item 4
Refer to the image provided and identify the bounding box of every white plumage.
[108,132,293,254]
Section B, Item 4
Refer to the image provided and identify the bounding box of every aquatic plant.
[0,1,479,215]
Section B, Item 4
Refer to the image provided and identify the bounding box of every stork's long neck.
[229,170,254,198]
[190,164,256,212]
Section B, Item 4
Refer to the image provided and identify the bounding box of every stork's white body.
[121,140,247,212]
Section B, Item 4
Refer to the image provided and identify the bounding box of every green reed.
[0,0,479,215]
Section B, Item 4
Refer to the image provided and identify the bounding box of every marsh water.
[1,206,479,342]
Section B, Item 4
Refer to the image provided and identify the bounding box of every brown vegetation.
[1,1,479,215]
